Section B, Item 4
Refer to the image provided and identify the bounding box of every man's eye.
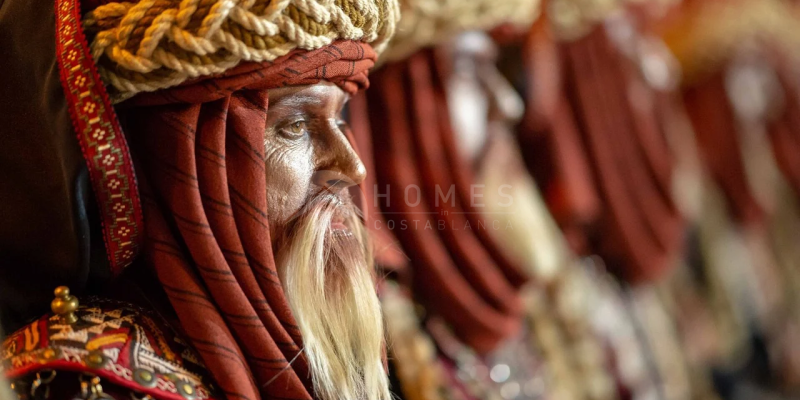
[280,120,308,139]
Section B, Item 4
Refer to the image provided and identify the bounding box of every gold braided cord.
[85,0,400,102]
[379,0,542,64]
[660,0,800,85]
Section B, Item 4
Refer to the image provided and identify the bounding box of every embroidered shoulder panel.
[1,297,219,400]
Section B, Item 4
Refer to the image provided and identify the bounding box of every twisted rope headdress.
[84,0,399,101]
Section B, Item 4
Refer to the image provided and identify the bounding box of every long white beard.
[276,197,390,400]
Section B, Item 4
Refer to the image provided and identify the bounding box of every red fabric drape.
[682,72,766,226]
[517,25,600,252]
[767,65,800,201]
[348,94,409,274]
[518,27,684,284]
[118,40,376,400]
[355,49,528,354]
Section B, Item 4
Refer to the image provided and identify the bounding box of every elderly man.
[0,0,398,399]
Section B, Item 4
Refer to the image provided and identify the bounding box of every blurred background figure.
[506,0,800,398]
[349,1,544,399]
[355,0,800,398]
[508,2,707,400]
[355,0,699,399]
[654,0,800,397]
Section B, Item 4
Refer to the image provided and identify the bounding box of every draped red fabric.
[116,41,376,400]
[431,50,531,289]
[517,25,601,253]
[767,66,800,201]
[682,71,766,226]
[518,27,684,284]
[354,49,528,354]
[348,94,409,274]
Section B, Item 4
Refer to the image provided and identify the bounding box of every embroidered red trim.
[2,298,220,400]
[55,0,144,273]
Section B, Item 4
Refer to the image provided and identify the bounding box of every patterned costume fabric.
[56,0,144,273]
[1,298,218,400]
[115,41,377,400]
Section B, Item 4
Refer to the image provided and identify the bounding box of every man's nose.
[313,168,364,192]
[313,124,367,192]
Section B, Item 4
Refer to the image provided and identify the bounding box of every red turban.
[117,41,376,400]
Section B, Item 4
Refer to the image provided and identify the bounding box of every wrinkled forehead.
[267,82,350,107]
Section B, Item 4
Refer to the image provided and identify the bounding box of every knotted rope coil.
[84,0,400,101]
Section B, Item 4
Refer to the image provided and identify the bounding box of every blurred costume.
[518,0,685,285]
[0,0,398,399]
[346,1,550,399]
[510,0,707,398]
[656,0,800,395]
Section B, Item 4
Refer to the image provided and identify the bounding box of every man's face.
[264,82,367,242]
[264,82,389,400]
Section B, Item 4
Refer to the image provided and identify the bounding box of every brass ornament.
[85,351,108,370]
[50,286,79,325]
[132,369,157,389]
[174,380,197,400]
[165,374,197,400]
